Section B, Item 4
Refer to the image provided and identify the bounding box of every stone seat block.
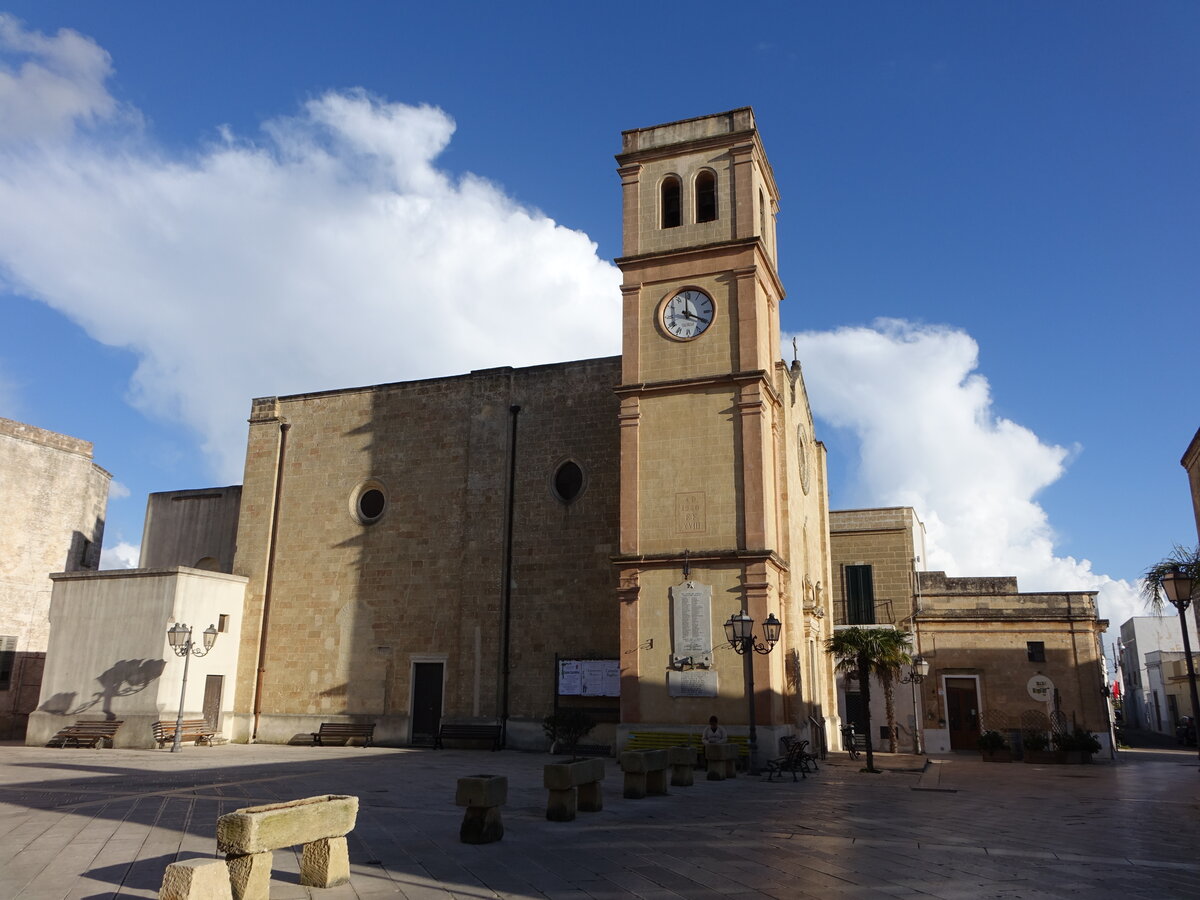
[704,743,739,761]
[216,795,358,855]
[667,746,697,766]
[455,774,507,809]
[159,859,233,900]
[619,749,668,772]
[544,758,605,790]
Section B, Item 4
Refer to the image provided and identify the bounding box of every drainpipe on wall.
[498,404,521,747]
[252,420,289,742]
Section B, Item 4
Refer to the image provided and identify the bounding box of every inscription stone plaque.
[670,581,712,666]
[668,670,718,697]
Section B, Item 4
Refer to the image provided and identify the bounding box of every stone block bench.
[544,757,605,821]
[618,748,669,799]
[215,794,358,899]
[668,746,698,786]
[456,775,506,844]
[705,742,740,780]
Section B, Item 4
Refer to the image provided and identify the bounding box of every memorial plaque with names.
[670,581,713,665]
[668,670,718,697]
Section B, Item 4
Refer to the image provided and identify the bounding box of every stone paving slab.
[0,743,1197,898]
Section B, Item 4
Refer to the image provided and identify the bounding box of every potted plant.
[542,709,597,760]
[1021,730,1063,764]
[1054,727,1101,764]
[977,729,1011,762]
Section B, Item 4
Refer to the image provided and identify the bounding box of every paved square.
[1,742,1196,898]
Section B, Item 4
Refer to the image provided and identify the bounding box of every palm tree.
[1142,544,1200,614]
[875,638,912,753]
[825,627,913,772]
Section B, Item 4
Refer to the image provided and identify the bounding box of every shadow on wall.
[38,658,167,720]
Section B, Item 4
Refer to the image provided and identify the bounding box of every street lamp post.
[724,611,782,774]
[899,654,930,755]
[1160,568,1200,762]
[166,622,218,753]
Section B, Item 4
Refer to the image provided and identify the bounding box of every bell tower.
[613,108,831,751]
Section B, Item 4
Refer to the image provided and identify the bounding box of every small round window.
[552,460,584,504]
[351,480,388,525]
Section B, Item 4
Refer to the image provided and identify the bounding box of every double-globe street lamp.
[1159,567,1200,762]
[166,622,218,753]
[724,611,782,773]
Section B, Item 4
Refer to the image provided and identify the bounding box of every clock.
[662,289,714,340]
[797,424,811,495]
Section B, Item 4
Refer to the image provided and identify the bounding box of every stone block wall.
[829,507,924,626]
[230,358,621,747]
[0,417,109,738]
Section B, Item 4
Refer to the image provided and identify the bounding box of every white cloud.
[108,479,130,499]
[0,14,122,143]
[100,540,139,570]
[0,19,621,481]
[792,319,1141,631]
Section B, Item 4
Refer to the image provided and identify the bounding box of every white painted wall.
[26,567,246,748]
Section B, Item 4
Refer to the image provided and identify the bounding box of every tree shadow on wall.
[38,658,167,720]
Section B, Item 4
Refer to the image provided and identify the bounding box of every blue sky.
[1,3,1196,635]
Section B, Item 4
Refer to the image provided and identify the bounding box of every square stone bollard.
[668,746,697,787]
[455,774,506,844]
[619,749,669,799]
[159,859,233,900]
[705,743,740,781]
[544,757,605,821]
[217,794,358,900]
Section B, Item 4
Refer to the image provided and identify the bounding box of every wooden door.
[945,678,980,750]
[202,675,223,728]
[411,663,444,742]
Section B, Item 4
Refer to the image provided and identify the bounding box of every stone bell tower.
[612,109,835,751]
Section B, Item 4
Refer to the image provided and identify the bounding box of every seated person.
[702,715,727,744]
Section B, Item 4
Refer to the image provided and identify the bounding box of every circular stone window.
[351,480,388,525]
[551,460,585,504]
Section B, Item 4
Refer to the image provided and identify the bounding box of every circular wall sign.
[1027,674,1055,703]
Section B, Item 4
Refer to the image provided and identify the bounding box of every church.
[28,109,840,755]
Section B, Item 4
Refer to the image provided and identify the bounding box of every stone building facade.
[220,109,839,754]
[611,109,836,755]
[0,417,110,738]
[230,359,624,747]
[1184,426,1200,542]
[829,506,1110,755]
[915,572,1110,754]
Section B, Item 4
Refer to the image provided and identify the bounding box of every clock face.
[662,289,714,340]
[797,424,811,495]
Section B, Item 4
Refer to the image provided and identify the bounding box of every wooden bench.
[311,722,376,747]
[435,722,502,750]
[152,719,217,749]
[46,719,123,748]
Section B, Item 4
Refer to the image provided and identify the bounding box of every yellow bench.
[624,731,749,758]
